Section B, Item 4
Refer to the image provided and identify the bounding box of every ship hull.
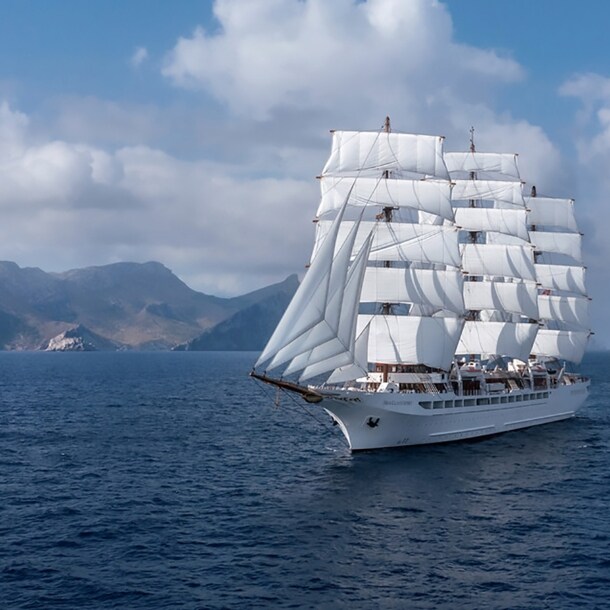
[317,381,590,451]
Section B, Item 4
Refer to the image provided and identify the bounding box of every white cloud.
[0,101,29,160]
[156,0,568,283]
[130,46,149,68]
[558,72,610,347]
[0,0,589,322]
[560,73,610,109]
[158,0,561,197]
[162,0,523,121]
[0,100,315,295]
[50,96,164,147]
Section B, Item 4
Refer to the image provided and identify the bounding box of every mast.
[527,187,591,363]
[530,185,538,249]
[467,127,479,363]
[446,133,539,364]
[380,116,394,324]
[381,116,395,223]
[528,185,539,328]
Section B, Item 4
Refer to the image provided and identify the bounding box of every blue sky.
[446,0,610,143]
[0,1,205,98]
[0,0,607,346]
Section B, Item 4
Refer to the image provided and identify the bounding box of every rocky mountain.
[176,274,299,351]
[0,261,298,351]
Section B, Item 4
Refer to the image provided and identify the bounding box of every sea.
[1,351,608,610]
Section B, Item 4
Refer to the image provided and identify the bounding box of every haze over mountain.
[0,261,298,351]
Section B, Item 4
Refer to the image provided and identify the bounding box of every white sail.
[485,232,528,246]
[456,321,538,361]
[322,131,449,179]
[463,280,538,319]
[418,211,446,225]
[298,293,371,382]
[535,264,586,296]
[461,243,536,281]
[325,323,371,384]
[294,231,374,381]
[256,200,351,368]
[444,152,520,180]
[530,231,582,262]
[358,314,463,371]
[314,220,461,267]
[531,329,589,364]
[317,176,453,219]
[361,267,465,314]
[527,197,578,232]
[538,295,590,330]
[451,179,525,207]
[270,219,370,372]
[454,208,529,240]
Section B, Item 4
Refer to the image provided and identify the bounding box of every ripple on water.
[0,351,609,609]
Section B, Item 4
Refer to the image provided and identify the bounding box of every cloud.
[0,1,584,314]
[158,0,560,194]
[49,96,165,147]
[559,72,610,204]
[560,73,610,107]
[0,100,315,295]
[157,0,569,282]
[557,71,610,346]
[162,0,523,121]
[560,73,610,161]
[0,101,29,160]
[130,46,149,68]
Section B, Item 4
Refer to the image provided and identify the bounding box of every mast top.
[384,116,391,133]
[469,126,476,152]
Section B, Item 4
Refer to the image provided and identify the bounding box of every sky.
[1,0,609,347]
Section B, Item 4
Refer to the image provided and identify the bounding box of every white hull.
[316,381,590,451]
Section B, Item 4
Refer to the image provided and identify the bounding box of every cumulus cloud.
[560,73,610,109]
[50,96,164,147]
[130,46,149,68]
[0,100,314,294]
[159,0,560,195]
[559,72,610,204]
[557,71,610,346]
[0,1,582,310]
[162,0,523,121]
[0,101,29,160]
[560,73,610,163]
[157,0,571,286]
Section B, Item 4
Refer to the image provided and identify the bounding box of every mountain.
[176,274,299,351]
[0,261,298,351]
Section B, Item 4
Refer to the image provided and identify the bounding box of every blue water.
[1,351,608,609]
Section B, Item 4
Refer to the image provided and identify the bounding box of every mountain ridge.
[0,261,298,351]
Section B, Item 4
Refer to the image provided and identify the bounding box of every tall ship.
[251,118,591,451]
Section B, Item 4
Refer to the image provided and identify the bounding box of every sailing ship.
[251,118,591,451]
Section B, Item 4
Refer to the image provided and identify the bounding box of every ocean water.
[1,351,609,610]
